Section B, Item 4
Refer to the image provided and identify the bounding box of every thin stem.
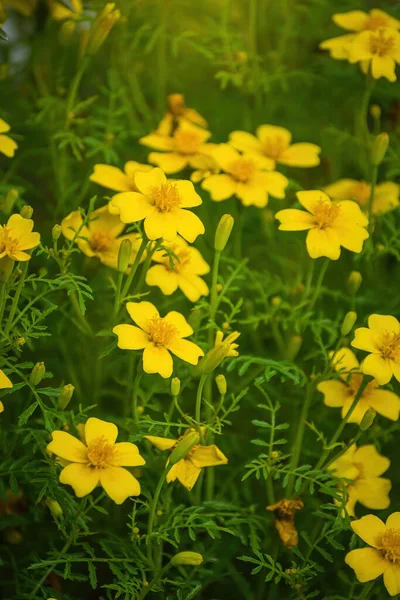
[308,258,330,311]
[121,236,148,301]
[156,0,170,115]
[195,374,208,425]
[64,58,88,129]
[0,282,7,327]
[132,368,143,425]
[138,562,172,599]
[147,464,171,566]
[357,580,375,600]
[5,261,28,333]
[113,271,124,319]
[367,165,378,235]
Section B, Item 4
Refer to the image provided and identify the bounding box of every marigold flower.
[113,301,204,378]
[145,429,227,490]
[329,444,391,517]
[229,125,321,170]
[266,498,303,548]
[146,236,210,302]
[324,179,399,216]
[156,93,208,137]
[0,214,40,261]
[318,347,400,423]
[345,512,400,596]
[275,190,369,260]
[47,417,145,504]
[110,168,205,242]
[202,144,288,208]
[140,121,213,174]
[61,205,142,271]
[0,118,18,158]
[348,28,400,82]
[0,369,12,413]
[352,314,400,385]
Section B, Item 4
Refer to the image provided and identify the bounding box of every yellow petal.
[212,144,241,172]
[110,192,152,224]
[99,466,140,504]
[386,513,400,529]
[190,445,228,468]
[112,442,145,467]
[88,206,125,237]
[368,314,400,334]
[146,265,179,295]
[333,11,368,31]
[167,458,201,490]
[51,1,75,20]
[167,338,204,365]
[139,133,175,151]
[174,180,202,208]
[148,152,188,174]
[176,209,205,243]
[345,548,386,583]
[334,224,369,254]
[332,347,360,374]
[371,55,396,82]
[0,119,11,134]
[297,190,330,213]
[353,477,391,510]
[18,232,41,251]
[178,273,209,302]
[229,131,262,154]
[341,395,370,424]
[319,34,355,59]
[90,165,131,192]
[362,354,393,385]
[135,168,167,195]
[367,388,400,421]
[279,143,321,167]
[85,418,118,446]
[0,135,18,158]
[317,380,348,407]
[349,31,373,63]
[370,9,400,30]
[384,564,400,597]
[353,445,390,478]
[163,311,193,337]
[126,301,159,332]
[373,182,400,215]
[236,181,268,208]
[143,209,177,241]
[47,431,88,463]
[0,401,3,413]
[61,210,86,241]
[275,208,315,231]
[0,369,12,389]
[202,174,236,201]
[144,435,177,450]
[59,463,99,498]
[306,227,341,260]
[351,514,386,547]
[113,324,149,350]
[324,178,359,199]
[143,343,173,378]
[7,214,34,236]
[256,124,291,149]
[351,326,379,352]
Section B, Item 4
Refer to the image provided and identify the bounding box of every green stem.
[5,261,28,333]
[121,236,148,301]
[0,282,7,327]
[308,258,330,311]
[195,374,208,425]
[357,580,375,600]
[64,58,88,129]
[367,165,378,236]
[113,271,124,320]
[69,292,93,336]
[156,0,170,115]
[138,562,173,599]
[325,431,363,470]
[132,368,143,425]
[147,465,171,566]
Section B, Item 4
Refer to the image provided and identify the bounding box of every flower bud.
[171,551,204,567]
[57,384,75,410]
[370,104,381,121]
[214,214,234,252]
[2,188,19,214]
[45,498,63,518]
[87,3,121,55]
[195,343,230,375]
[20,205,33,219]
[117,238,132,273]
[4,528,23,545]
[371,132,389,166]
[29,362,45,386]
[341,311,357,336]
[271,296,282,307]
[52,224,62,241]
[169,431,200,465]
[285,335,302,361]
[167,93,185,116]
[347,271,362,295]
[171,377,180,397]
[215,374,227,395]
[359,408,376,431]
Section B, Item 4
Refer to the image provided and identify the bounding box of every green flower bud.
[359,408,376,431]
[215,374,227,395]
[341,311,357,336]
[29,362,45,386]
[169,431,200,465]
[370,104,381,121]
[371,132,389,166]
[195,342,230,375]
[87,3,121,55]
[171,377,181,397]
[214,214,234,252]
[57,384,75,410]
[285,335,302,361]
[117,238,132,273]
[171,551,204,567]
[20,205,33,219]
[347,271,362,295]
[45,498,63,518]
[52,224,62,241]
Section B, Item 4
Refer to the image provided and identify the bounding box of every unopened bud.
[4,528,23,545]
[167,93,185,116]
[132,526,140,534]
[214,214,234,252]
[195,343,230,375]
[87,3,121,55]
[341,311,357,336]
[20,205,33,219]
[57,384,75,410]
[360,408,376,431]
[171,551,204,567]
[347,271,362,295]
[271,296,281,307]
[171,377,180,397]
[370,104,381,121]
[29,362,45,386]
[285,335,302,361]
[117,238,132,272]
[52,224,62,241]
[169,431,200,465]
[215,374,227,395]
[371,132,389,166]
[45,498,63,518]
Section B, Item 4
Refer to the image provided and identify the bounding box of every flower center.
[380,529,400,562]
[174,131,202,155]
[349,182,370,207]
[378,331,400,360]
[369,29,396,57]
[313,199,341,228]
[89,231,113,252]
[263,137,286,159]
[150,183,182,213]
[87,436,115,468]
[148,316,178,346]
[364,16,388,30]
[230,158,256,182]
[0,228,20,255]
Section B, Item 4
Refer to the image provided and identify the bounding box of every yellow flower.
[214,330,240,357]
[324,179,399,216]
[318,347,400,423]
[89,161,153,208]
[50,0,82,26]
[202,144,288,208]
[229,125,321,170]
[329,444,391,517]
[352,314,400,385]
[345,512,400,596]
[348,28,400,82]
[61,205,142,271]
[0,214,40,261]
[319,9,400,60]
[145,236,210,302]
[113,301,204,378]
[5,0,37,17]
[0,369,12,413]
[189,150,220,183]
[156,93,208,137]
[140,120,213,174]
[0,118,18,158]
[110,168,205,242]
[86,2,120,55]
[145,429,227,490]
[275,190,369,260]
[47,417,145,504]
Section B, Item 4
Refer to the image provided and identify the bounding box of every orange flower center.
[148,316,178,346]
[0,228,20,255]
[378,331,400,360]
[313,200,341,228]
[380,528,400,562]
[150,183,182,213]
[262,136,286,159]
[87,436,115,468]
[89,231,113,252]
[230,158,256,182]
[369,29,396,57]
[349,181,371,207]
[174,130,202,154]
